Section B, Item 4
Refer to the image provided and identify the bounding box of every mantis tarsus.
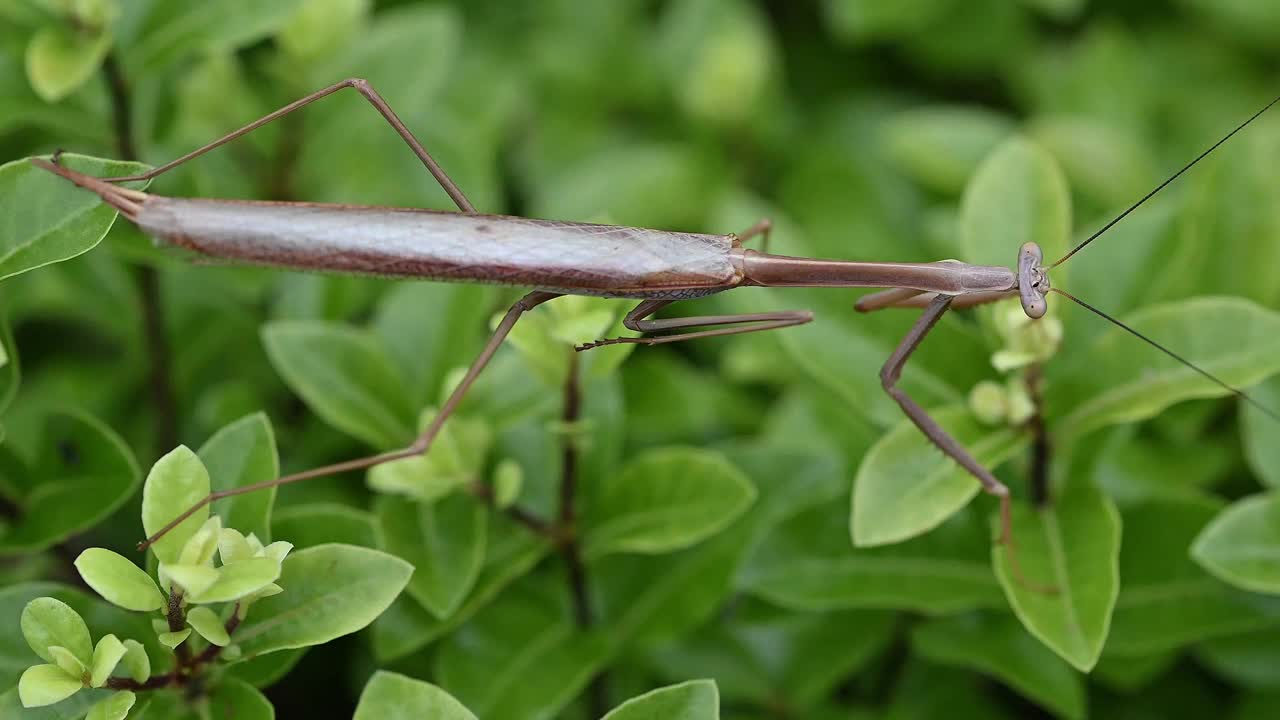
[30,78,1280,582]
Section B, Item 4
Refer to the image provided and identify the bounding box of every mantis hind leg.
[575,298,813,350]
[95,78,476,212]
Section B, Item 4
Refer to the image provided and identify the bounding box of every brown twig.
[555,352,608,714]
[166,588,191,667]
[1026,365,1050,507]
[107,602,242,692]
[102,52,179,454]
[467,482,556,537]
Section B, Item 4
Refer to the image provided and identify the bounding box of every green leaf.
[234,544,412,656]
[25,25,112,103]
[88,635,124,688]
[22,597,92,665]
[0,155,149,282]
[0,312,18,415]
[188,557,280,604]
[208,677,274,720]
[1,583,158,691]
[74,549,163,612]
[1054,297,1280,438]
[366,411,490,503]
[186,607,229,647]
[1192,493,1280,595]
[960,135,1071,274]
[47,646,84,678]
[435,579,610,720]
[853,406,1028,546]
[353,671,478,720]
[0,685,107,719]
[744,502,1003,614]
[118,640,148,683]
[271,503,378,549]
[161,564,218,597]
[85,691,134,720]
[18,663,82,708]
[1241,376,1280,489]
[0,411,140,555]
[376,493,485,619]
[885,105,1015,195]
[1029,115,1153,206]
[142,446,211,566]
[277,0,370,60]
[912,613,1084,720]
[992,482,1120,671]
[261,321,413,449]
[198,413,279,541]
[585,447,756,559]
[128,0,309,69]
[157,629,190,650]
[603,680,719,720]
[1107,498,1280,655]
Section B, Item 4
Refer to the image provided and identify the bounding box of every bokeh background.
[3,0,1280,718]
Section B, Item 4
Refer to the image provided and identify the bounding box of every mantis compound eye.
[1017,242,1049,319]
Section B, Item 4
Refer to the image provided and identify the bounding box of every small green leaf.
[119,640,148,683]
[913,613,1084,720]
[74,549,163,612]
[278,0,370,60]
[88,634,124,688]
[960,135,1071,275]
[21,597,92,665]
[0,155,149,281]
[602,679,719,720]
[354,670,478,720]
[187,607,229,647]
[189,557,280,604]
[235,544,412,656]
[18,663,82,708]
[376,494,485,619]
[85,691,134,720]
[262,321,413,449]
[178,516,222,566]
[198,412,279,541]
[993,482,1120,671]
[853,406,1028,546]
[366,411,490,502]
[492,460,522,509]
[1055,298,1280,438]
[1192,493,1280,595]
[157,629,190,650]
[885,105,1015,195]
[25,25,112,103]
[162,564,218,598]
[142,446,212,566]
[47,646,84,678]
[585,447,756,559]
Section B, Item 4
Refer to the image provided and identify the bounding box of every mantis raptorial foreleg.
[139,290,560,549]
[101,77,476,213]
[576,298,813,350]
[880,294,1051,591]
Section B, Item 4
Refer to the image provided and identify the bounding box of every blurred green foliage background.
[4,0,1280,718]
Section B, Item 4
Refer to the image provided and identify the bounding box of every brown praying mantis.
[29,78,1280,578]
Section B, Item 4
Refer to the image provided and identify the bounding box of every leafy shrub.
[3,1,1280,718]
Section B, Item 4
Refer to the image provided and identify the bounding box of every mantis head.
[1016,242,1049,319]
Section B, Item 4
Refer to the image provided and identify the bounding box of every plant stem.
[102,52,178,454]
[555,351,608,715]
[468,482,555,537]
[108,603,242,691]
[167,588,192,668]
